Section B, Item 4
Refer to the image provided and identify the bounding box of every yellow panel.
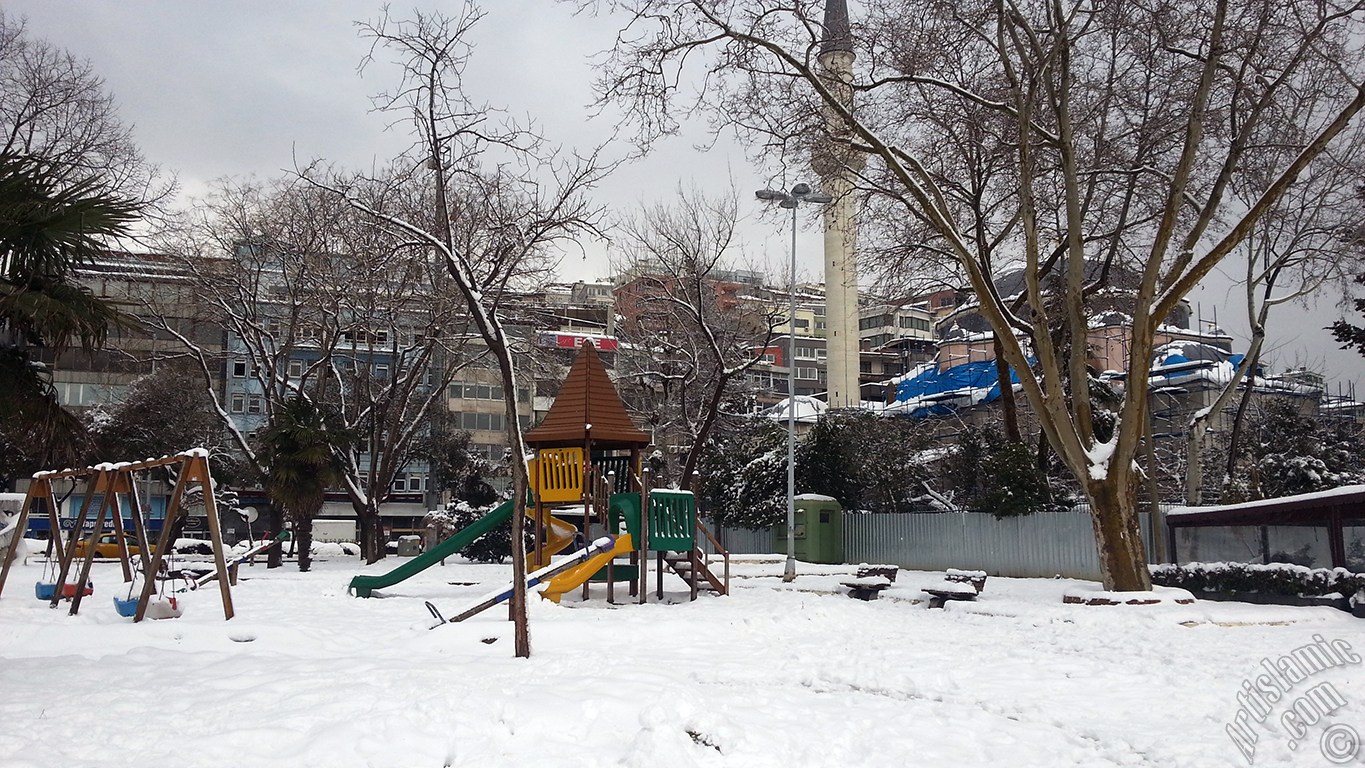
[536,447,584,503]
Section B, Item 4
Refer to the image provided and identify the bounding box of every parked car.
[72,532,153,559]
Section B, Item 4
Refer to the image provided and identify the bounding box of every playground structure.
[349,341,730,611]
[0,449,244,621]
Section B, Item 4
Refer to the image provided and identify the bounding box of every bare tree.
[613,184,779,486]
[145,176,472,564]
[0,11,169,204]
[305,5,613,657]
[1186,139,1365,504]
[590,0,1365,590]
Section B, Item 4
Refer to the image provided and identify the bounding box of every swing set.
[0,449,239,621]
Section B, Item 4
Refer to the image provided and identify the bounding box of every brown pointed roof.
[524,341,651,449]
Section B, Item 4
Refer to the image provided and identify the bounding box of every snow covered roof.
[1166,484,1365,526]
[760,396,828,424]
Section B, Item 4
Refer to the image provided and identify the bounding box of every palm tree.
[257,395,348,571]
[0,151,140,474]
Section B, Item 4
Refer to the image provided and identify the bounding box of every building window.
[231,360,247,378]
[287,359,304,378]
[796,367,819,380]
[392,475,407,492]
[247,396,264,414]
[229,393,245,413]
[793,318,809,329]
[374,363,390,379]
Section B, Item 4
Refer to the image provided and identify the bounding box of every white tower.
[817,0,863,409]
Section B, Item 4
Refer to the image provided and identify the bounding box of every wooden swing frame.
[0,450,236,621]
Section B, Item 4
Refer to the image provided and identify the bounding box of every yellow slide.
[539,534,634,603]
[528,506,579,571]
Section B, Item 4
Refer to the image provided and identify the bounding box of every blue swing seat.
[34,582,57,600]
[113,596,139,617]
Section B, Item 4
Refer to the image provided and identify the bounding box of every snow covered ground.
[2,544,1363,767]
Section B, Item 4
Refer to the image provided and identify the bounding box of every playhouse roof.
[524,341,651,449]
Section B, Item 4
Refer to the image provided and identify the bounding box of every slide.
[428,535,623,626]
[348,500,514,597]
[539,533,634,603]
[534,508,578,571]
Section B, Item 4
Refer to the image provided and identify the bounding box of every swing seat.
[145,596,182,620]
[60,582,94,598]
[34,582,57,600]
[112,596,140,617]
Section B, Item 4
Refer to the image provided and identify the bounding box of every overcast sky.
[10,1,1365,395]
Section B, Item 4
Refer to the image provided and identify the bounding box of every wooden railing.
[694,519,730,596]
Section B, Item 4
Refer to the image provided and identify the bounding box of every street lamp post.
[756,183,832,583]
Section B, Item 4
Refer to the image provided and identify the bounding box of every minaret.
[817,0,863,409]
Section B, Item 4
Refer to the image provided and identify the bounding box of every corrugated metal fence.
[707,508,1168,581]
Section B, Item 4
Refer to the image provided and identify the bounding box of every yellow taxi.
[72,532,153,559]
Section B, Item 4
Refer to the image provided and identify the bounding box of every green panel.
[588,563,639,582]
[347,500,514,597]
[648,490,695,551]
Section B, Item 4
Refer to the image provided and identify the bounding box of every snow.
[2,553,1364,766]
[1086,432,1119,481]
[1166,484,1365,516]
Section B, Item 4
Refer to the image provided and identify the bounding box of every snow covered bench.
[841,575,892,601]
[923,570,987,608]
[856,564,899,582]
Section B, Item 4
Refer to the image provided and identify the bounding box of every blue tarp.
[894,359,1027,417]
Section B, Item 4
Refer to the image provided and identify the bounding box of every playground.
[1,552,1363,767]
[2,346,1363,767]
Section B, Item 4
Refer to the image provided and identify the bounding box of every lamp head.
[755,189,785,201]
[790,182,812,196]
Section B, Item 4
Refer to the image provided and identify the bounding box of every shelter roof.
[524,341,650,449]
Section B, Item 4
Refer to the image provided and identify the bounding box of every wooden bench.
[924,570,987,608]
[922,584,977,608]
[841,575,892,601]
[856,564,899,582]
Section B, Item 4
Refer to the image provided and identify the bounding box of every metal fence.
[707,508,1170,581]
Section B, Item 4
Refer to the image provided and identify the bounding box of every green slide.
[348,500,514,598]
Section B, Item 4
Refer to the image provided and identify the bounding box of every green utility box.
[773,495,844,564]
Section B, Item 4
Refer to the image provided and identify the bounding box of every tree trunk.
[358,501,385,564]
[294,512,314,572]
[1222,344,1263,492]
[1086,477,1152,591]
[993,336,1021,443]
[1184,417,1208,506]
[266,504,284,569]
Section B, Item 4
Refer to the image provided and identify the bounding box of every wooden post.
[605,470,616,604]
[68,470,116,616]
[136,458,192,622]
[106,471,135,584]
[639,467,650,606]
[124,472,155,584]
[49,471,100,609]
[188,453,234,620]
[0,477,63,598]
